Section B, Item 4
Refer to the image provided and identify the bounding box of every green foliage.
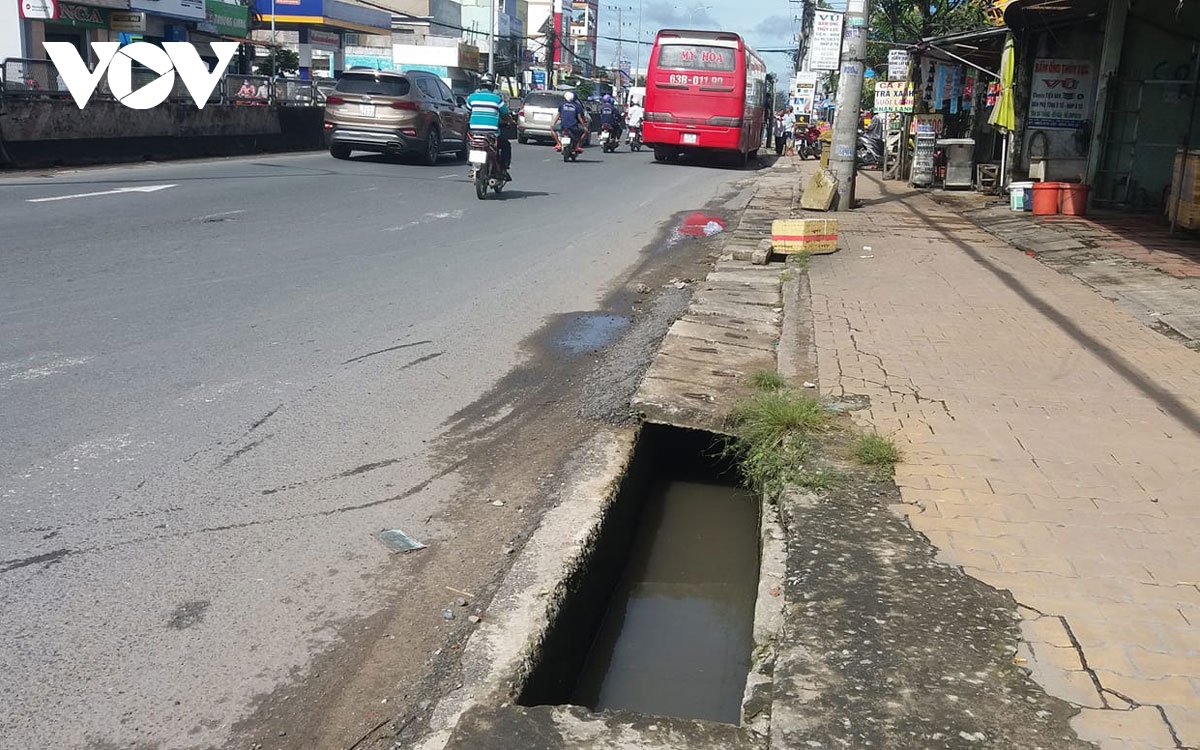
[750,370,787,391]
[726,390,831,496]
[255,48,299,76]
[853,433,902,473]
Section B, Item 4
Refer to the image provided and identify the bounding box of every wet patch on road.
[167,600,211,630]
[552,313,631,356]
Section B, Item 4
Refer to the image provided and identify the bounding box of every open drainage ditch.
[517,423,762,726]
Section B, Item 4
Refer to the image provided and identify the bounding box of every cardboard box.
[771,219,839,254]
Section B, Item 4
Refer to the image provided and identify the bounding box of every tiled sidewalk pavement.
[806,171,1200,749]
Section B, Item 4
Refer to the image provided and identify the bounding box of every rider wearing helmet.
[551,90,589,153]
[598,93,623,145]
[466,74,513,179]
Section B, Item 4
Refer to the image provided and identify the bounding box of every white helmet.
[564,91,576,102]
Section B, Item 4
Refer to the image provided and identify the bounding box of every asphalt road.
[0,143,748,749]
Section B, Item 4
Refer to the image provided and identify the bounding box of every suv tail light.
[392,101,419,110]
[326,95,344,105]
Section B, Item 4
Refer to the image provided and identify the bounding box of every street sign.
[887,49,910,80]
[809,10,843,71]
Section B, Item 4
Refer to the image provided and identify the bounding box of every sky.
[593,0,803,83]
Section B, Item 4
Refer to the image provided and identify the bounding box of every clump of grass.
[853,433,902,474]
[789,251,813,270]
[749,369,786,392]
[726,389,830,496]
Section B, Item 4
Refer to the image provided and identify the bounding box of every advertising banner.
[1029,58,1093,128]
[809,10,843,71]
[19,0,56,19]
[791,72,817,115]
[887,49,909,80]
[131,0,204,21]
[909,113,944,134]
[874,81,913,112]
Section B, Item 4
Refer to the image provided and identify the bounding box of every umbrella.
[988,33,1016,187]
[988,33,1015,132]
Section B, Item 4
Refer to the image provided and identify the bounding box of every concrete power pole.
[826,0,870,211]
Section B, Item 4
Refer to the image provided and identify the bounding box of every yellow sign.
[985,0,1015,26]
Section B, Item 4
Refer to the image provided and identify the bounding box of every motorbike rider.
[598,94,623,144]
[625,98,644,143]
[466,74,513,180]
[552,91,589,153]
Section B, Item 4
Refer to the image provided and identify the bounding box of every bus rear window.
[657,45,736,72]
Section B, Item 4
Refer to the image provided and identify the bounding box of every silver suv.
[517,91,591,146]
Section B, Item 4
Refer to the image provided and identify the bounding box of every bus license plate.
[682,133,698,145]
[359,104,376,117]
[468,150,488,165]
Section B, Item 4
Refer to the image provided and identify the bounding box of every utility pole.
[488,0,496,75]
[827,0,870,211]
[615,6,622,83]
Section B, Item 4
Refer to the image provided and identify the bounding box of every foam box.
[771,219,839,254]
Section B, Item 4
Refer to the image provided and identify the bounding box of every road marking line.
[28,184,177,203]
[438,174,458,179]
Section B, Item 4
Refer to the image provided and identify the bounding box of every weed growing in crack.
[749,369,786,391]
[853,434,902,476]
[725,389,831,496]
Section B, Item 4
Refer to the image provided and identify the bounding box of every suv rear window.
[524,92,564,108]
[657,44,736,72]
[335,73,411,97]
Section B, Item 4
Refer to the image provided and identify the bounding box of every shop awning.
[915,26,1009,79]
[1003,0,1108,31]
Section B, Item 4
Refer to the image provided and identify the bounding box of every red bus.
[643,29,768,165]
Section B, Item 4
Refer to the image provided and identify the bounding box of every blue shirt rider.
[466,74,512,178]
[598,94,622,140]
[552,91,589,152]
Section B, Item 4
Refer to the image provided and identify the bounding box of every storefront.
[17,0,130,63]
[1000,0,1200,211]
[254,0,392,79]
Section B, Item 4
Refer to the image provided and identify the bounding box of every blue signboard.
[532,70,546,88]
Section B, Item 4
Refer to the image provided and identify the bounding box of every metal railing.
[1,57,328,107]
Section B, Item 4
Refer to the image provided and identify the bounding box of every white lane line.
[197,209,245,221]
[27,184,177,203]
[438,174,458,179]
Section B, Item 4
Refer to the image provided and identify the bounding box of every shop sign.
[458,43,479,72]
[887,49,909,80]
[56,3,109,27]
[110,10,146,30]
[310,29,340,47]
[875,81,913,112]
[809,10,843,71]
[198,0,248,36]
[1029,58,1093,128]
[791,72,817,115]
[19,0,57,19]
[131,0,204,21]
[909,113,944,134]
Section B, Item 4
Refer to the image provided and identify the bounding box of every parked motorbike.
[795,126,822,160]
[856,129,883,168]
[600,124,619,153]
[627,125,642,152]
[467,131,508,199]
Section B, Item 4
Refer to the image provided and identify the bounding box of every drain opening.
[517,424,760,725]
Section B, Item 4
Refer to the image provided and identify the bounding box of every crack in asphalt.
[341,340,433,365]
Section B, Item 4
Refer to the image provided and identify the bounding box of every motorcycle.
[561,130,581,162]
[467,131,508,199]
[795,126,822,160]
[627,125,642,152]
[856,129,883,168]
[600,124,619,153]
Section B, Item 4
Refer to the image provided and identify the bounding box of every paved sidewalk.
[805,169,1200,749]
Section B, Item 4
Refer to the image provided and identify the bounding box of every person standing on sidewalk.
[775,106,795,156]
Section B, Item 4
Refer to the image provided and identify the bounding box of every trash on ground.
[677,212,727,237]
[379,528,427,552]
[803,381,817,389]
[441,609,455,620]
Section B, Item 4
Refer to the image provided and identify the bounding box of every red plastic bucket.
[1060,184,1089,216]
[1032,182,1063,215]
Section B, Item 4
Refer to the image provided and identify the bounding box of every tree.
[255,48,299,77]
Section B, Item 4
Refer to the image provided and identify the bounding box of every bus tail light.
[707,116,743,127]
[645,111,674,123]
